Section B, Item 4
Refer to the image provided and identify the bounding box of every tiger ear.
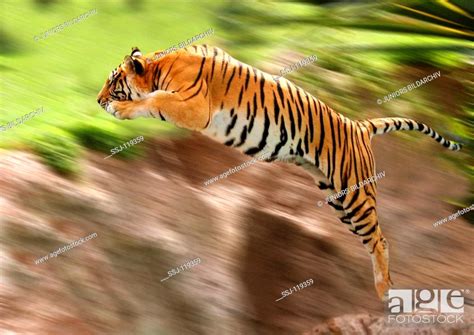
[131,47,142,57]
[124,55,145,75]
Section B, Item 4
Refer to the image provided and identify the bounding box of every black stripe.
[225,67,236,95]
[303,127,309,154]
[407,120,414,130]
[276,83,286,109]
[222,61,229,79]
[259,76,265,108]
[159,112,166,121]
[184,57,205,91]
[343,129,360,209]
[307,95,314,142]
[244,67,250,91]
[160,55,180,86]
[344,201,366,220]
[296,138,304,156]
[123,79,133,100]
[273,91,280,124]
[204,115,211,129]
[271,114,288,158]
[238,64,243,77]
[328,201,344,211]
[295,101,302,132]
[353,222,370,232]
[238,87,244,107]
[354,207,375,224]
[326,150,332,186]
[288,85,295,102]
[220,53,225,71]
[234,125,248,147]
[253,93,258,118]
[183,79,203,101]
[245,107,270,156]
[248,93,258,133]
[210,49,217,79]
[344,186,361,212]
[296,90,305,117]
[328,112,337,184]
[362,237,372,245]
[252,67,258,83]
[152,65,161,90]
[318,183,330,190]
[338,123,350,201]
[287,100,296,140]
[337,116,343,146]
[226,111,237,136]
[164,71,176,91]
[314,144,320,168]
[367,120,376,134]
[316,100,325,163]
[354,133,373,190]
[370,239,379,252]
[203,74,210,97]
[248,114,255,133]
[224,138,235,146]
[358,223,377,237]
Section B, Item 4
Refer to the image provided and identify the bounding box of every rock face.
[0,134,472,334]
[305,314,474,335]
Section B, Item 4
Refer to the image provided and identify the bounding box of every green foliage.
[0,0,211,173]
[30,128,82,176]
[70,121,133,153]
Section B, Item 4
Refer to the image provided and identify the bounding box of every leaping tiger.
[97,45,462,300]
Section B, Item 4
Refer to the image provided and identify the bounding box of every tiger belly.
[201,108,296,163]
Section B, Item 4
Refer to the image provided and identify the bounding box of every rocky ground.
[0,132,472,334]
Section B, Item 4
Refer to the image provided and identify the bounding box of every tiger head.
[97,47,153,110]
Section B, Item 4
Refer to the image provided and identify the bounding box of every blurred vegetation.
[0,0,210,170]
[69,121,145,159]
[0,0,472,215]
[30,127,82,176]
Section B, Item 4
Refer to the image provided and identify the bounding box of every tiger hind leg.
[346,202,392,300]
[317,184,391,295]
[301,164,357,235]
[302,163,392,300]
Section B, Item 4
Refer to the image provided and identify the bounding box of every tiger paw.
[106,101,133,120]
[375,275,393,301]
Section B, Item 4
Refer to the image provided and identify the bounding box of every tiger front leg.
[108,89,210,131]
[107,100,150,120]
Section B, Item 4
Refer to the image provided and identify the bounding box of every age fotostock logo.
[387,289,466,325]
